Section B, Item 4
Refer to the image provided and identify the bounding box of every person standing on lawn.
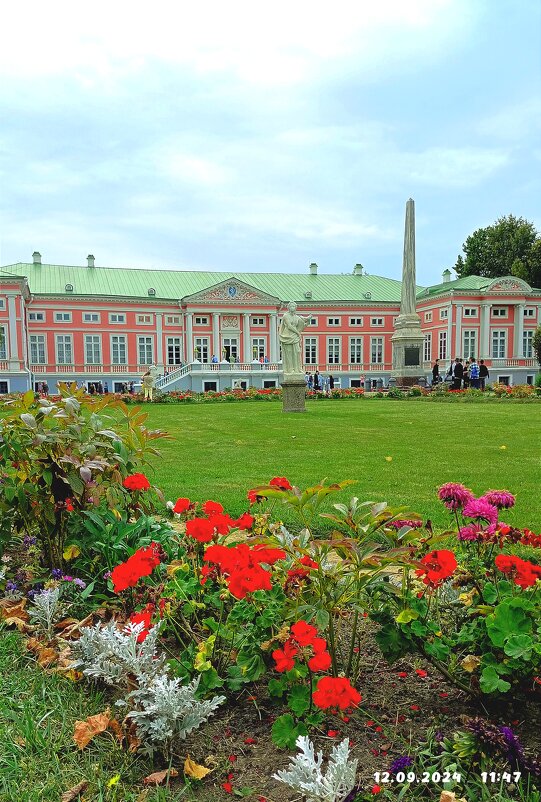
[452,358,463,390]
[479,359,489,390]
[432,359,440,385]
[469,358,480,389]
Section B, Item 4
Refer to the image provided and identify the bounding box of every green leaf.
[268,678,286,698]
[287,685,310,717]
[482,583,498,604]
[314,608,330,630]
[225,666,245,692]
[271,714,308,749]
[486,601,532,648]
[480,665,511,694]
[424,639,450,661]
[504,634,533,660]
[395,608,419,624]
[375,623,411,663]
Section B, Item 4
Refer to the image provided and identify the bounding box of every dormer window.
[148,288,156,296]
[65,283,74,292]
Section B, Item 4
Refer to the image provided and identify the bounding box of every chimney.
[353,263,363,276]
[442,268,451,283]
[87,254,95,268]
[309,262,318,275]
[32,251,42,265]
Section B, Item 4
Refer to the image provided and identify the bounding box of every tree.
[533,325,541,368]
[455,215,541,286]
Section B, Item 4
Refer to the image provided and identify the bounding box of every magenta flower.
[482,490,516,510]
[438,482,474,511]
[458,524,483,542]
[463,497,498,526]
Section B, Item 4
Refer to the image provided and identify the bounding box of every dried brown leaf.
[184,756,212,780]
[73,709,111,750]
[143,768,179,785]
[61,780,89,801]
[37,647,59,667]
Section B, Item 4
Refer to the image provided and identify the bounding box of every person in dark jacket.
[431,359,440,385]
[479,359,489,391]
[313,370,321,391]
[452,358,463,390]
[329,375,335,390]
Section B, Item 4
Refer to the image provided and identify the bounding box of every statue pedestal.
[281,377,307,413]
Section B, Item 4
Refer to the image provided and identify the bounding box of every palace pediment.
[485,276,532,294]
[182,278,281,306]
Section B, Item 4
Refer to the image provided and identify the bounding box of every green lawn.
[143,399,541,530]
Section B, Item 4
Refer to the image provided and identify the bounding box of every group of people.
[35,381,49,396]
[304,371,336,393]
[432,357,490,390]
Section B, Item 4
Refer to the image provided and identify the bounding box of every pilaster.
[243,313,251,362]
[454,304,463,357]
[480,302,490,359]
[513,303,524,358]
[185,312,193,362]
[212,313,220,358]
[270,312,278,362]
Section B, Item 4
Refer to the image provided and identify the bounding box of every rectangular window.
[252,338,266,360]
[203,381,218,392]
[463,330,477,358]
[423,333,432,362]
[524,307,536,318]
[137,314,152,325]
[165,315,181,325]
[304,337,317,365]
[308,317,318,326]
[492,307,507,318]
[424,312,433,322]
[439,308,448,320]
[29,334,46,364]
[0,381,8,393]
[56,335,73,364]
[349,337,363,364]
[523,330,533,358]
[167,337,182,365]
[251,317,265,326]
[438,331,447,361]
[0,299,4,310]
[0,326,7,360]
[370,337,383,363]
[85,335,101,364]
[491,330,506,358]
[138,336,154,365]
[463,308,477,317]
[219,337,235,363]
[28,311,45,322]
[327,337,340,364]
[83,312,100,323]
[111,335,127,365]
[109,313,126,324]
[349,317,363,326]
[328,317,340,326]
[54,312,71,323]
[194,316,208,326]
[371,318,384,327]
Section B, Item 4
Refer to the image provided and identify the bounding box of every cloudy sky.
[1,0,540,286]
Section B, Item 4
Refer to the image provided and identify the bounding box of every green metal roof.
[417,274,491,299]
[0,262,409,304]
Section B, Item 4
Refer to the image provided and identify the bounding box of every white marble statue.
[279,302,312,377]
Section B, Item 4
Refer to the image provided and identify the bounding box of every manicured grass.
[143,399,541,530]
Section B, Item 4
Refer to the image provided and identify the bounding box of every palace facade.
[0,253,539,393]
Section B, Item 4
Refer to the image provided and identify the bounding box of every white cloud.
[476,97,541,142]
[404,146,510,187]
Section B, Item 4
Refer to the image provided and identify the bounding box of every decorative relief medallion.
[185,279,278,305]
[490,279,522,292]
[221,315,239,329]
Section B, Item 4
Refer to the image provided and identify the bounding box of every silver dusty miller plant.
[29,587,62,638]
[274,735,358,802]
[72,620,224,754]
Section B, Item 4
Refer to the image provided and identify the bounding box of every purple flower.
[438,482,474,511]
[388,520,423,530]
[103,570,112,580]
[6,580,18,592]
[463,497,498,526]
[458,524,483,542]
[62,575,73,582]
[389,755,413,774]
[23,535,37,547]
[482,490,516,510]
[51,568,63,580]
[73,578,87,589]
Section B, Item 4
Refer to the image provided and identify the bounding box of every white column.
[270,312,278,362]
[514,303,524,358]
[243,313,251,362]
[454,304,462,357]
[155,313,163,369]
[7,293,18,367]
[185,313,193,362]
[212,313,220,359]
[480,303,490,359]
[446,306,452,363]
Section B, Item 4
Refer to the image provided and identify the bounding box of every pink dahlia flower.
[438,483,474,511]
[482,490,516,510]
[463,497,498,526]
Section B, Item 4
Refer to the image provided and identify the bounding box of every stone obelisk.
[391,198,425,387]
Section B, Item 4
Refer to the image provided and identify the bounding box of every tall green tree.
[533,325,541,368]
[455,215,541,286]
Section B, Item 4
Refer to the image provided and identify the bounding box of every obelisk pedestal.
[281,376,307,413]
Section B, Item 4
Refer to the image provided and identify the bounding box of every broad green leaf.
[395,608,419,624]
[480,665,511,694]
[504,634,533,660]
[271,714,308,749]
[287,685,310,717]
[486,601,532,648]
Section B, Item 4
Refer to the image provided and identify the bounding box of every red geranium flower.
[123,473,151,491]
[173,497,191,514]
[65,498,74,512]
[495,553,541,589]
[312,676,362,711]
[233,512,254,530]
[111,543,161,593]
[308,650,332,672]
[272,639,298,672]
[203,542,286,599]
[269,476,293,491]
[202,500,224,515]
[128,603,155,642]
[186,517,215,543]
[290,620,318,647]
[247,489,266,505]
[415,549,457,588]
[208,512,234,535]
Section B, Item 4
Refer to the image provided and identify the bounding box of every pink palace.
[0,252,539,394]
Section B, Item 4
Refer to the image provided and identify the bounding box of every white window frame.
[137,314,153,325]
[349,317,363,326]
[0,379,10,393]
[438,331,447,361]
[0,325,7,360]
[85,334,102,365]
[138,336,154,365]
[0,299,5,310]
[54,312,72,323]
[327,317,341,327]
[462,329,477,359]
[109,313,126,324]
[370,337,384,364]
[371,317,384,327]
[110,334,127,365]
[523,330,534,358]
[327,337,341,364]
[252,337,266,360]
[29,334,47,364]
[524,307,536,318]
[166,336,183,365]
[251,317,265,326]
[194,316,209,326]
[491,307,507,318]
[349,336,363,364]
[55,334,73,365]
[28,310,45,322]
[423,333,432,362]
[463,308,477,318]
[304,337,317,365]
[424,311,433,322]
[439,308,448,320]
[308,317,318,326]
[83,312,101,324]
[165,315,182,325]
[491,329,507,359]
